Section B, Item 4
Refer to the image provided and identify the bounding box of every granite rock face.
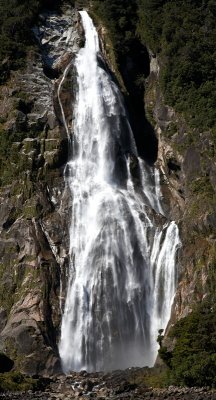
[0,5,83,375]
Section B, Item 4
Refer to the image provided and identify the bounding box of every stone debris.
[0,370,216,400]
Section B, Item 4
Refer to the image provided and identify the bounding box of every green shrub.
[159,299,216,387]
[0,372,38,392]
[0,0,62,84]
[137,0,216,130]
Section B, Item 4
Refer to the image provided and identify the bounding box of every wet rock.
[79,379,94,392]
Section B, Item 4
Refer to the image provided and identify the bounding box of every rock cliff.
[1,0,216,378]
[0,5,83,375]
[145,54,216,326]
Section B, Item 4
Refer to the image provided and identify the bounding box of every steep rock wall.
[0,6,82,375]
[145,55,216,325]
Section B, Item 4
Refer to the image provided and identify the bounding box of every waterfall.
[59,11,181,373]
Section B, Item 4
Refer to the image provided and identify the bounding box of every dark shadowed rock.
[0,354,14,373]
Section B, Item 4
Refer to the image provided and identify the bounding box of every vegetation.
[0,371,38,392]
[157,257,216,388]
[91,0,150,90]
[0,0,215,128]
[128,365,168,388]
[92,0,216,131]
[0,0,62,83]
[92,0,138,61]
[158,298,216,387]
[138,0,216,130]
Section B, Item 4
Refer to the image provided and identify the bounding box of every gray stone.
[47,112,58,129]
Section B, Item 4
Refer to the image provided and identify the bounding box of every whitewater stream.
[59,11,181,373]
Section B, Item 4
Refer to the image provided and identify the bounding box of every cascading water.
[59,11,181,373]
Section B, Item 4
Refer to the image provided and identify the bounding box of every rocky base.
[0,370,216,400]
